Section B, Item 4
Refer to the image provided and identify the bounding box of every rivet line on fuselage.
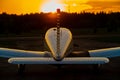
[56,11,60,58]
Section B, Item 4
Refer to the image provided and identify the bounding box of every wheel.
[18,64,25,75]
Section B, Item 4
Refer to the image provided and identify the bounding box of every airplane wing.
[89,47,120,58]
[0,48,51,58]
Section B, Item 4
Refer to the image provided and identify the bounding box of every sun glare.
[41,0,64,13]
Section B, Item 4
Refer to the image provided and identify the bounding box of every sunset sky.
[0,0,120,14]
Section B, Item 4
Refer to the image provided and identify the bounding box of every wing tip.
[8,58,13,64]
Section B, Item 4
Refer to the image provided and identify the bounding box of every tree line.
[0,12,120,35]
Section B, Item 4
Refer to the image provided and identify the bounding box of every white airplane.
[0,9,120,74]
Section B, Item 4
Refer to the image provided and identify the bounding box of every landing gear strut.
[18,64,25,74]
[93,64,101,72]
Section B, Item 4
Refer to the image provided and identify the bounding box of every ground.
[0,35,120,80]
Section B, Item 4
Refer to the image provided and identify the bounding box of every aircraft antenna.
[56,9,61,57]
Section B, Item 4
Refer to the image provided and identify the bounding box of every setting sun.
[41,0,64,13]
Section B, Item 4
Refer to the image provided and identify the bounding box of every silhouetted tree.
[0,11,120,35]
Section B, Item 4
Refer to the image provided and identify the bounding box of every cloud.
[85,1,120,12]
[89,0,120,2]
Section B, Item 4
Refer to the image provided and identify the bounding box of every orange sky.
[0,0,120,14]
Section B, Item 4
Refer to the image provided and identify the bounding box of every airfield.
[0,35,120,80]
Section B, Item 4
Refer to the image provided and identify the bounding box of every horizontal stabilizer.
[89,47,120,58]
[8,57,109,64]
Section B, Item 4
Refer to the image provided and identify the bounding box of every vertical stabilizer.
[45,9,72,61]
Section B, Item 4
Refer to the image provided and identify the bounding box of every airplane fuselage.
[45,27,72,61]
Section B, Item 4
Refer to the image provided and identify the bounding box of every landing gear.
[18,64,25,75]
[93,64,101,73]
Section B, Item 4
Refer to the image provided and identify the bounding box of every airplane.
[0,9,120,74]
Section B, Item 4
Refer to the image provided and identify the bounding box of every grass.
[0,28,120,45]
[71,28,120,35]
[89,37,120,43]
[0,28,120,37]
[0,40,17,48]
